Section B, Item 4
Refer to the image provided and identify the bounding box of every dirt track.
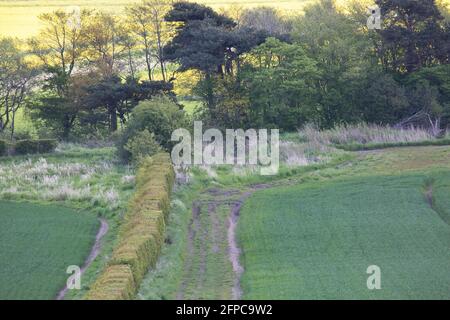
[176,186,270,300]
[56,218,108,300]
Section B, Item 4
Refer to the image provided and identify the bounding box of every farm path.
[56,218,108,300]
[176,185,271,300]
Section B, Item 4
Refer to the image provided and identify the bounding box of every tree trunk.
[128,48,135,79]
[62,119,71,141]
[10,109,16,141]
[204,73,215,112]
[110,107,118,132]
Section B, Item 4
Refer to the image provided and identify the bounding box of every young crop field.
[0,201,98,300]
[0,0,313,38]
[0,144,136,300]
[238,147,450,299]
[137,145,450,300]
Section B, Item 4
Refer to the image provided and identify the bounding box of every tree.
[0,38,37,139]
[82,76,174,132]
[27,9,90,140]
[242,38,321,130]
[118,22,139,79]
[117,95,188,162]
[377,0,449,73]
[358,72,409,125]
[240,7,292,39]
[29,91,79,140]
[82,11,127,77]
[164,2,236,74]
[165,1,235,26]
[291,0,377,127]
[220,3,245,28]
[164,2,266,112]
[29,9,89,92]
[400,65,450,133]
[126,0,174,81]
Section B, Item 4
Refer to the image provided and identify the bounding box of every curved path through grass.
[0,201,99,300]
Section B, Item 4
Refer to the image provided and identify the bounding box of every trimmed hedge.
[86,153,175,300]
[85,265,136,300]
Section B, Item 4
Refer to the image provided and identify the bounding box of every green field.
[0,145,136,300]
[0,0,313,38]
[0,201,98,300]
[238,147,450,299]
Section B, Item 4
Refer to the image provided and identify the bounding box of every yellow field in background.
[0,0,313,38]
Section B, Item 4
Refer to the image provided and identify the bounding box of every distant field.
[0,201,98,300]
[238,147,450,299]
[0,0,313,38]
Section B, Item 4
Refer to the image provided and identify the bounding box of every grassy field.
[0,0,313,38]
[133,129,450,300]
[238,146,450,299]
[0,201,98,300]
[0,144,136,299]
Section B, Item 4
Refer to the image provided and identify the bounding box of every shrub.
[86,153,175,300]
[117,95,188,163]
[12,131,33,140]
[0,140,7,156]
[124,130,162,165]
[13,139,58,155]
[14,140,39,155]
[38,139,58,153]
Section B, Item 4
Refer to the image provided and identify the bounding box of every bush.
[117,95,188,163]
[38,139,58,153]
[86,153,175,300]
[124,130,162,165]
[0,140,7,156]
[14,140,39,155]
[13,139,58,155]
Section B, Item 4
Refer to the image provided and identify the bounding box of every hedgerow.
[86,265,136,300]
[85,153,174,300]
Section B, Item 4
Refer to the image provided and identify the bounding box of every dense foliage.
[117,95,187,162]
[164,0,450,132]
[0,0,449,152]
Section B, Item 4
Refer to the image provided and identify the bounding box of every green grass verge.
[238,172,450,299]
[0,201,98,300]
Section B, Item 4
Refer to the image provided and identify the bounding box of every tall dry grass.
[0,157,132,210]
[299,123,437,146]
